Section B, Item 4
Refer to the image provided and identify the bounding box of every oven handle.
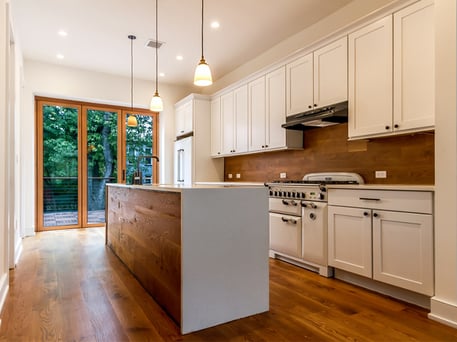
[281,217,298,224]
[282,199,298,206]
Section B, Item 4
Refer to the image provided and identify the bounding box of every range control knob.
[301,192,306,199]
[319,193,325,200]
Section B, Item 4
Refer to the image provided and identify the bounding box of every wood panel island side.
[105,183,269,334]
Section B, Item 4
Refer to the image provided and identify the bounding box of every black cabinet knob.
[363,212,369,217]
[373,213,379,218]
[308,105,312,109]
[394,124,399,129]
[385,125,390,130]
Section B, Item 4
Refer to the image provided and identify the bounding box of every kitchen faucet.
[133,155,159,185]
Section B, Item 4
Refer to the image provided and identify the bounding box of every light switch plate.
[236,173,241,179]
[280,172,287,179]
[228,173,233,179]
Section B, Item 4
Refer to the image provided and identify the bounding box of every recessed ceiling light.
[58,30,67,37]
[159,72,165,77]
[211,21,220,29]
[176,55,183,61]
[56,53,64,59]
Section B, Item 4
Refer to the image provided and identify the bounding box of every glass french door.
[36,98,159,231]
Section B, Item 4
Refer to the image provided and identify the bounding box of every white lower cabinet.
[328,188,434,296]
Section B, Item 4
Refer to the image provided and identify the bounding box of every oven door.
[269,212,302,258]
[302,201,328,266]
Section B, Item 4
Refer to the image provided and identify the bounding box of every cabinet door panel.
[373,210,434,295]
[210,98,221,156]
[314,37,348,108]
[393,0,434,132]
[248,76,266,151]
[302,202,328,266]
[328,206,372,277]
[348,16,393,138]
[266,67,286,150]
[221,92,235,154]
[175,101,193,137]
[234,85,248,154]
[286,53,313,116]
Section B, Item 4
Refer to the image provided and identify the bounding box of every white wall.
[0,0,10,317]
[429,0,457,328]
[21,60,192,236]
[204,0,398,94]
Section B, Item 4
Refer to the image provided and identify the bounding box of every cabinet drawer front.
[269,198,301,216]
[269,213,302,258]
[328,189,432,214]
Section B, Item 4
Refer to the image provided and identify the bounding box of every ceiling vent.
[145,39,164,49]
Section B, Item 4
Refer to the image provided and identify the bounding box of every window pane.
[42,105,79,227]
[126,115,155,185]
[87,110,118,224]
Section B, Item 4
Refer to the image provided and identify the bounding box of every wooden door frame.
[36,99,83,231]
[35,96,159,231]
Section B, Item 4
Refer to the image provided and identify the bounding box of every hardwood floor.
[1,228,456,341]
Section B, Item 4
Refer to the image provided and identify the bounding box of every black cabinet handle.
[359,197,381,201]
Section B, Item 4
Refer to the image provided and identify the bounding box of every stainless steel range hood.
[282,101,348,130]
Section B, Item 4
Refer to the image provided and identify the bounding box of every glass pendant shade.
[150,91,164,112]
[127,115,138,127]
[194,58,212,86]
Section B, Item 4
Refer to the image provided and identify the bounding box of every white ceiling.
[10,0,353,87]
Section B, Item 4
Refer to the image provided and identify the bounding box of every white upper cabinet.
[348,16,393,138]
[349,0,435,139]
[286,37,348,117]
[266,66,287,150]
[233,85,249,154]
[248,75,267,152]
[175,100,193,137]
[393,0,434,132]
[221,92,235,155]
[249,67,302,153]
[220,85,248,155]
[313,37,348,109]
[210,97,222,157]
[286,53,313,116]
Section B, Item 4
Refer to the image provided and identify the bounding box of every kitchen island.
[105,183,269,334]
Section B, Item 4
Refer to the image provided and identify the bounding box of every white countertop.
[106,182,266,192]
[328,184,435,191]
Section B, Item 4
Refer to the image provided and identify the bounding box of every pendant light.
[194,0,212,86]
[127,34,138,127]
[150,0,164,112]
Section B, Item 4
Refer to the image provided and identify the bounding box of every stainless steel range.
[267,172,364,277]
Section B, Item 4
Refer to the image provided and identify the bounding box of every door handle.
[281,217,297,224]
[122,169,126,181]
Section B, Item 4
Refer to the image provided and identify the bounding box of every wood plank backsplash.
[224,123,434,184]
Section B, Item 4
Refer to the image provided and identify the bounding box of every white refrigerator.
[174,136,193,185]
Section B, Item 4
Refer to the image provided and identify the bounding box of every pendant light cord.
[129,35,136,110]
[155,0,159,92]
[201,0,204,59]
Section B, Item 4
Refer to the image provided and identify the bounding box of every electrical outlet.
[375,171,387,178]
[236,173,241,179]
[228,173,233,179]
[279,172,287,179]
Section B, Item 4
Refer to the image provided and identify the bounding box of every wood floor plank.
[1,228,457,342]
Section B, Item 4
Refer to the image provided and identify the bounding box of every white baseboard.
[429,297,457,328]
[0,273,9,315]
